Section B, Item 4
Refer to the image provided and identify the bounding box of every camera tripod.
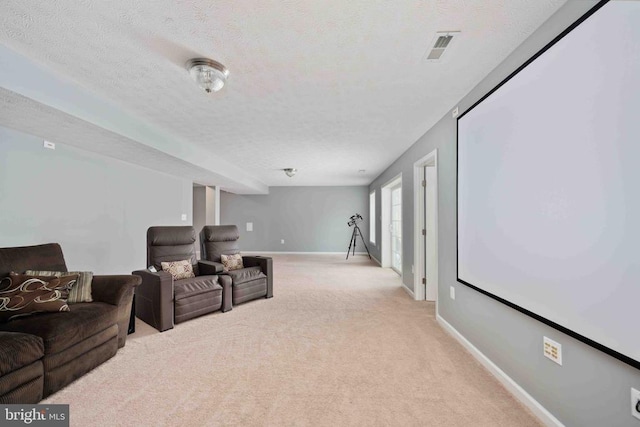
[346,224,371,260]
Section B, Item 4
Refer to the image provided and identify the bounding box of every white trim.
[369,190,376,245]
[413,149,439,302]
[436,315,564,427]
[401,282,415,298]
[370,255,382,266]
[382,173,402,189]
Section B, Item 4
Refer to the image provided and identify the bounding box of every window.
[369,191,376,244]
[390,185,402,273]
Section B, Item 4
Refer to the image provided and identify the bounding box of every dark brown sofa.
[132,226,232,332]
[0,243,140,403]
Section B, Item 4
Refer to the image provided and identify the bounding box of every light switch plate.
[246,222,253,232]
[181,214,187,221]
[449,286,455,300]
[43,140,56,150]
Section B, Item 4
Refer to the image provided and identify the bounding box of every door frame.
[413,149,439,301]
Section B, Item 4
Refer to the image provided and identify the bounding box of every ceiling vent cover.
[425,31,460,61]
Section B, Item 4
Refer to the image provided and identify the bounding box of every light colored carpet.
[44,254,541,427]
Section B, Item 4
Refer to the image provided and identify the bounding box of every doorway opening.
[413,150,439,302]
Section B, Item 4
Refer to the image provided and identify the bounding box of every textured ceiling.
[0,0,567,191]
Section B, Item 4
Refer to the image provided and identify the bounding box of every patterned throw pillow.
[25,270,93,304]
[161,260,195,280]
[0,273,71,322]
[220,253,243,272]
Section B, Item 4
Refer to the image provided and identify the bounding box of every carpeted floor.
[44,254,542,426]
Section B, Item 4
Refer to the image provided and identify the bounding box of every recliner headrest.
[202,225,239,242]
[147,226,196,246]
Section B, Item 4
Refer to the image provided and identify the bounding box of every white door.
[390,184,402,274]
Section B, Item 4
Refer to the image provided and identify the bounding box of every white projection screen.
[457,0,640,369]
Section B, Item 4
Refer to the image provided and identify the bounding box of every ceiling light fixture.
[284,168,297,177]
[186,58,229,93]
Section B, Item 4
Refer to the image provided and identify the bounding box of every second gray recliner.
[200,225,273,306]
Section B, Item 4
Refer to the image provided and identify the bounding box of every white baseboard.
[436,315,563,427]
[401,282,415,298]
[370,255,381,266]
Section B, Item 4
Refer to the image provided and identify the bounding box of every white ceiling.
[0,0,566,193]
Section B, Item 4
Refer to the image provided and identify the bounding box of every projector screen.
[457,0,640,369]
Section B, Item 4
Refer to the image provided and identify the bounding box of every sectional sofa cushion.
[0,302,118,355]
[0,332,44,377]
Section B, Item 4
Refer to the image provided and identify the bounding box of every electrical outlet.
[43,140,55,150]
[280,239,285,244]
[543,337,563,365]
[449,286,455,300]
[181,214,187,221]
[631,388,640,421]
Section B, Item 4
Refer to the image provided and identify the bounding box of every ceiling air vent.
[425,31,460,61]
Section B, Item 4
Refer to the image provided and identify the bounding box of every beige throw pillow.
[221,254,243,272]
[161,260,195,280]
[25,270,93,304]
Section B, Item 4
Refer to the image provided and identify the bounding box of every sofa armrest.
[243,256,273,298]
[91,274,141,348]
[197,260,224,275]
[132,270,174,332]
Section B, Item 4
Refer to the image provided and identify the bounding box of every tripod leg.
[346,227,356,259]
[354,226,372,259]
[351,231,358,256]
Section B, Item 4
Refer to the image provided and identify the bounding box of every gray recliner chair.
[133,226,232,332]
[200,225,273,306]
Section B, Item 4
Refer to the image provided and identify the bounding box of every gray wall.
[221,186,369,252]
[369,2,640,426]
[0,126,192,274]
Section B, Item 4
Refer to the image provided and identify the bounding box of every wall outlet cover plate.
[543,336,562,366]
